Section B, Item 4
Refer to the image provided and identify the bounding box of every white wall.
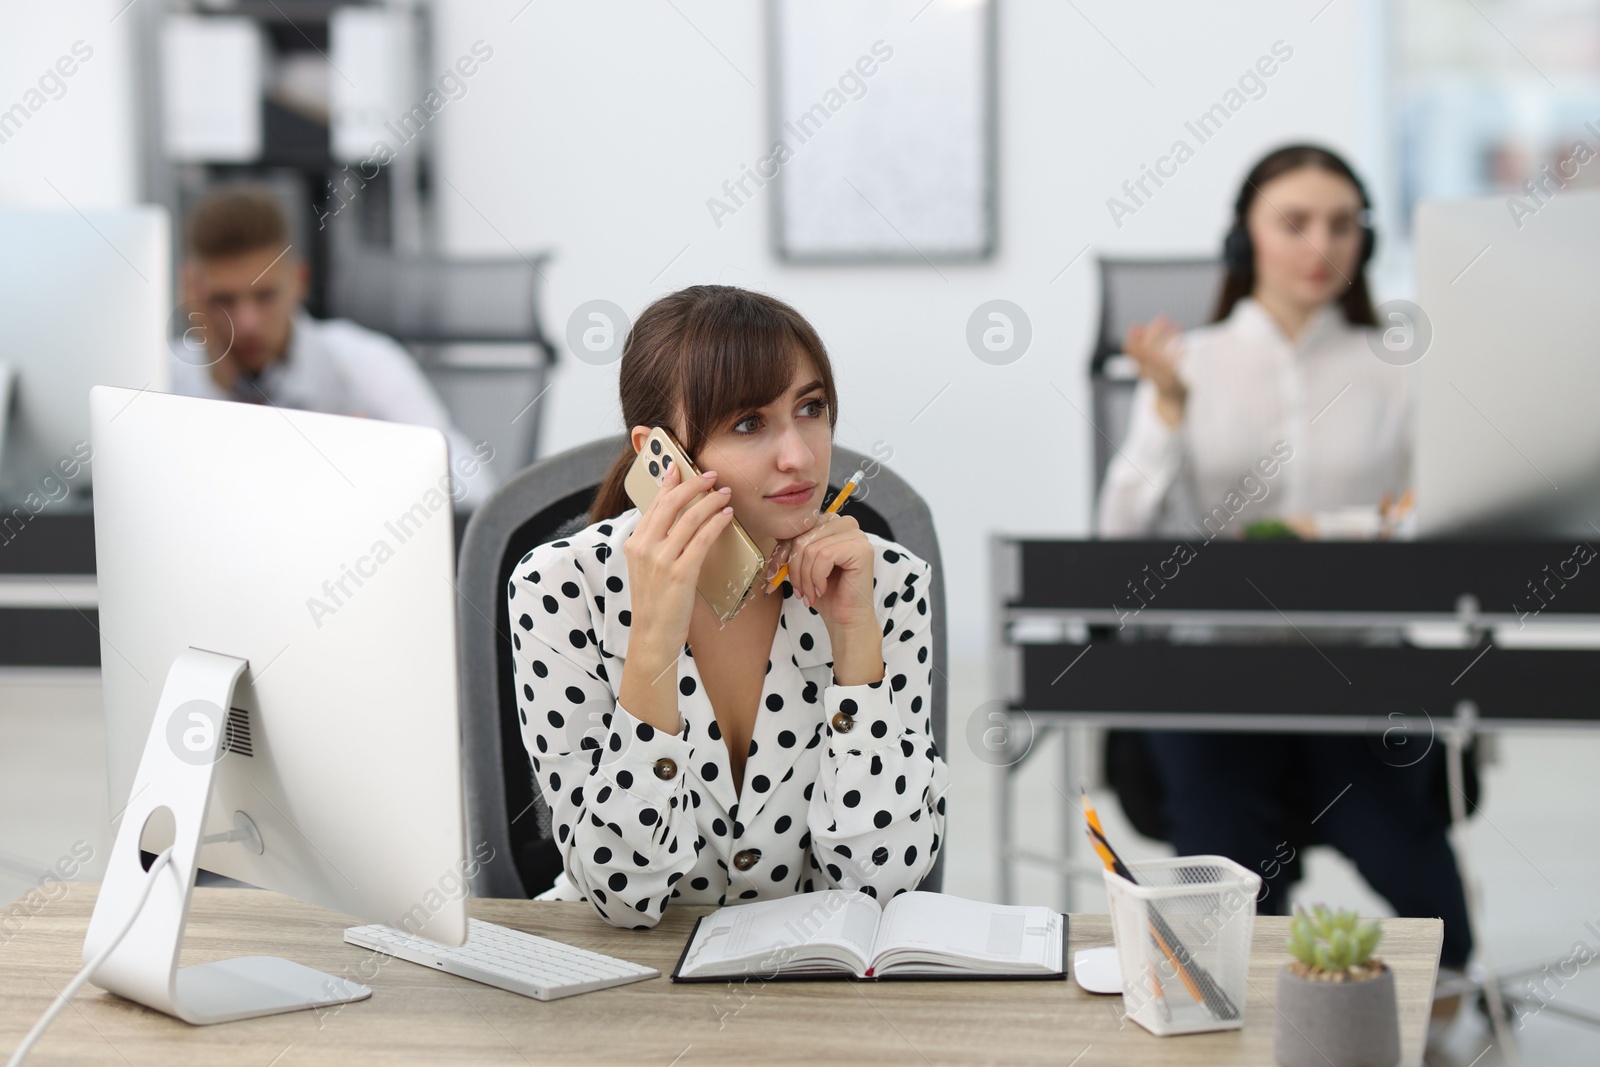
[0,0,139,209]
[432,0,1385,657]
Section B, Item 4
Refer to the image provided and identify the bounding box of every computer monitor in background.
[1414,189,1600,537]
[0,207,170,504]
[85,386,469,1024]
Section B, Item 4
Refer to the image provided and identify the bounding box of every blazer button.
[831,710,854,733]
[653,757,677,780]
[733,848,761,871]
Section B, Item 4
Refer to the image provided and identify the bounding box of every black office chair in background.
[1086,256,1481,888]
[1089,256,1224,846]
[1087,255,1224,503]
[455,435,949,900]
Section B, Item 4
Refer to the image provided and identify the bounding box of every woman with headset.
[1097,144,1472,980]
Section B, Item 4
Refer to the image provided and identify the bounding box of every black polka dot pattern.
[507,509,946,929]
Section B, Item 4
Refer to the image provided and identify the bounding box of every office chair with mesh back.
[325,243,559,471]
[1087,256,1225,507]
[1087,257,1229,842]
[456,434,948,899]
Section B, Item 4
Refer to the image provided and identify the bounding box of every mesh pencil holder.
[1103,855,1261,1036]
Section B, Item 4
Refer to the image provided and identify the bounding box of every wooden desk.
[1,884,1441,1065]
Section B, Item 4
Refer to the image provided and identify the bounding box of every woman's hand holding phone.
[616,460,733,734]
[768,512,884,686]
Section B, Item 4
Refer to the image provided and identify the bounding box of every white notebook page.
[684,891,881,973]
[873,892,1058,965]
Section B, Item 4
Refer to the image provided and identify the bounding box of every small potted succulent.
[1274,905,1400,1067]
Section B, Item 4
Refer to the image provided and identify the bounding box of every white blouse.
[507,507,948,929]
[1096,297,1414,538]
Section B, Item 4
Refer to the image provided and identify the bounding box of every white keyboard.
[343,917,659,1001]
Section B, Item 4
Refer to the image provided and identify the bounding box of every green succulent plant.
[1286,905,1383,975]
[1244,519,1302,541]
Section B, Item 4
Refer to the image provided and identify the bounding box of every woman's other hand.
[769,512,883,685]
[1123,313,1187,428]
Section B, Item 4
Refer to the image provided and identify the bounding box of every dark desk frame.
[0,509,472,668]
[989,536,1600,908]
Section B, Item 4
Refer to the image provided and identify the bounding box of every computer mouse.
[1072,945,1123,995]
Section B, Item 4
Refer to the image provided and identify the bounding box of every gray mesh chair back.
[457,435,949,898]
[1092,257,1223,840]
[1089,257,1224,508]
[326,245,559,471]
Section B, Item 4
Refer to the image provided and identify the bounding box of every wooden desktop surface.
[0,884,1441,1066]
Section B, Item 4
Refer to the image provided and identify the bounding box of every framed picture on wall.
[764,0,996,263]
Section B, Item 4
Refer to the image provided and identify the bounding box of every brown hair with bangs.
[588,285,839,521]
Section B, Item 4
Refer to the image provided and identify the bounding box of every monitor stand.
[83,647,371,1024]
[0,361,13,484]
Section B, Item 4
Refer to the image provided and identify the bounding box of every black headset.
[1222,165,1377,275]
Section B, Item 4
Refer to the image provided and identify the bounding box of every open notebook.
[671,890,1067,982]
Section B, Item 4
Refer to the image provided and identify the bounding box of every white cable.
[1445,726,1518,1065]
[6,847,176,1067]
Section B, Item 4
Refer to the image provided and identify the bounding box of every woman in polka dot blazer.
[507,285,948,928]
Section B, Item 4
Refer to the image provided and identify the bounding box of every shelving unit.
[129,0,558,469]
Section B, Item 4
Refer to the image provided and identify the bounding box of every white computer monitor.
[1414,189,1600,537]
[84,386,469,1024]
[0,207,171,504]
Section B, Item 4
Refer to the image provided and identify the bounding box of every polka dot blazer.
[507,506,949,929]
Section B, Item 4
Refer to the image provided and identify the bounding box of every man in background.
[169,183,497,509]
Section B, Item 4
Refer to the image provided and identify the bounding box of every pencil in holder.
[1102,855,1260,1036]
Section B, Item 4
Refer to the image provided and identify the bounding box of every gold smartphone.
[623,427,767,623]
